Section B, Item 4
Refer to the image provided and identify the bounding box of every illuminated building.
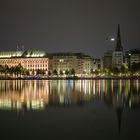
[49,53,93,75]
[0,51,49,75]
[0,51,97,76]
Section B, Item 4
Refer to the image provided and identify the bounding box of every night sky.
[0,0,140,58]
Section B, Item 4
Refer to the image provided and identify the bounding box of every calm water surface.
[0,80,140,140]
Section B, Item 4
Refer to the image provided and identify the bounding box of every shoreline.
[0,76,140,80]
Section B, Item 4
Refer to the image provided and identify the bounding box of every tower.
[115,24,123,51]
[112,24,124,69]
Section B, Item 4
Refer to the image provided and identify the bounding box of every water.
[0,80,140,140]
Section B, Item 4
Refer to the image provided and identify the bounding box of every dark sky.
[0,0,140,58]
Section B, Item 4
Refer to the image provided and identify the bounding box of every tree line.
[91,63,140,76]
[0,63,139,78]
[0,64,76,78]
[0,64,28,78]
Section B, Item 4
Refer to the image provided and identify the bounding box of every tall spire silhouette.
[115,24,123,51]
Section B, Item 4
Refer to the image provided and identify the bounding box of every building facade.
[49,53,93,75]
[0,51,96,76]
[125,49,140,69]
[129,49,140,65]
[0,51,49,75]
[102,50,113,69]
[112,51,123,69]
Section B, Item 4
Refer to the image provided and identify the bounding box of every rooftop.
[0,51,46,58]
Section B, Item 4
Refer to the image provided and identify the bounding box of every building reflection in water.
[0,80,49,110]
[0,80,139,112]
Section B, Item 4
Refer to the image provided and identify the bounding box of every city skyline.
[1,0,140,58]
[0,25,139,77]
[0,1,140,139]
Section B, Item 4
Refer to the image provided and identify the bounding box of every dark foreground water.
[0,80,140,140]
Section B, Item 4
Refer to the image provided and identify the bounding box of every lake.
[0,80,140,140]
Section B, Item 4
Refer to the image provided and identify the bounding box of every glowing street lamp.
[110,38,115,41]
[106,37,115,42]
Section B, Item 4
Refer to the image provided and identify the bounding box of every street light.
[110,38,115,41]
[106,37,116,42]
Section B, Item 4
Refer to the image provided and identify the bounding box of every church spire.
[115,24,123,51]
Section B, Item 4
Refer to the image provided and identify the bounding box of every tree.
[94,70,99,75]
[25,69,30,76]
[53,69,58,76]
[4,64,9,78]
[120,65,129,75]
[13,64,24,77]
[8,66,15,77]
[90,69,94,75]
[120,65,125,73]
[131,63,140,73]
[65,69,69,76]
[70,68,75,76]
[48,71,52,76]
[60,70,63,76]
[36,69,45,75]
[112,67,120,75]
[0,65,4,75]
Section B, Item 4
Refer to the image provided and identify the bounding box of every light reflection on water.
[0,80,139,111]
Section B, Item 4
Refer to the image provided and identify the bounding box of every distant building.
[102,25,124,70]
[129,49,140,65]
[112,51,123,69]
[102,50,113,69]
[125,49,140,68]
[112,24,124,69]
